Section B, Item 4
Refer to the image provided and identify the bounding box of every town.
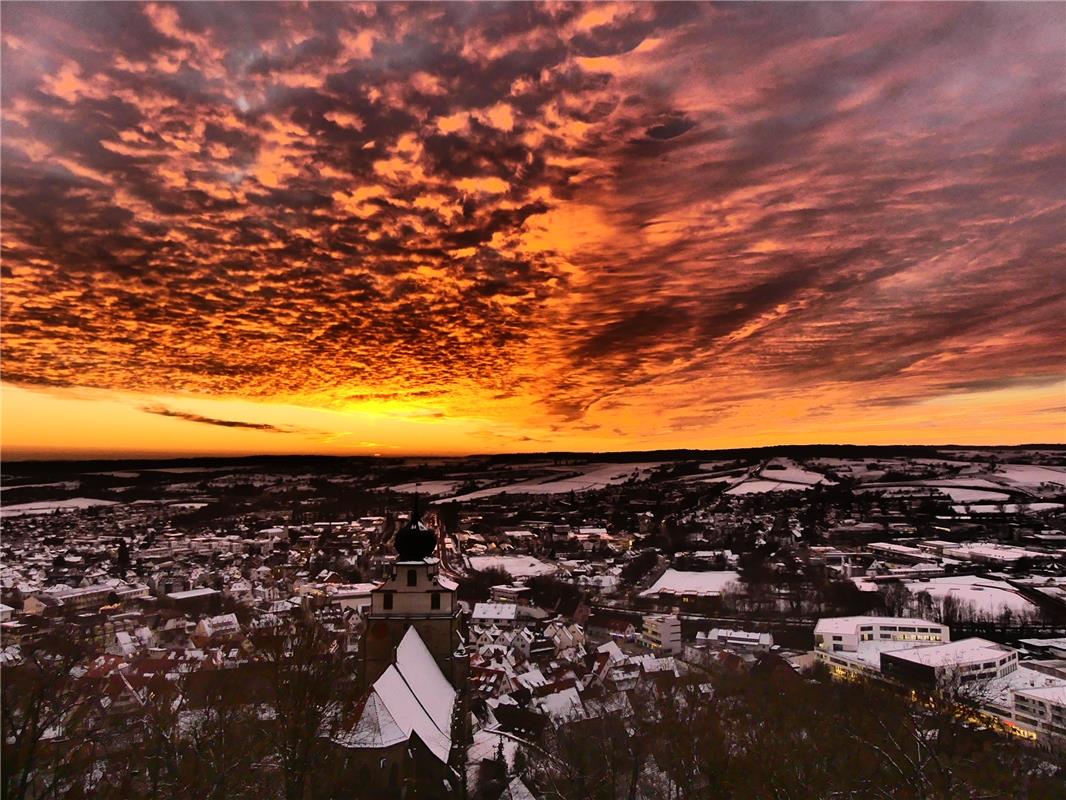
[3,445,1065,798]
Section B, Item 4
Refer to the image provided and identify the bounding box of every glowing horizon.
[2,2,1064,459]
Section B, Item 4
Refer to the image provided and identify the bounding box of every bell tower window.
[431,592,441,610]
[383,592,393,610]
[407,569,417,587]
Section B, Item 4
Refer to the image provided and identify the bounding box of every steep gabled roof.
[337,691,406,749]
[374,665,453,762]
[345,625,457,764]
[395,625,456,734]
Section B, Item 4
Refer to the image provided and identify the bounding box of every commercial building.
[814,616,948,654]
[880,638,1018,687]
[814,616,949,679]
[1010,686,1066,748]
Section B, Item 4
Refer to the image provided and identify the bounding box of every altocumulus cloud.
[0,1,1062,439]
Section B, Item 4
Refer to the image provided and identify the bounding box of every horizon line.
[4,441,1065,466]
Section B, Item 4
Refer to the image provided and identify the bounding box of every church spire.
[393,492,437,562]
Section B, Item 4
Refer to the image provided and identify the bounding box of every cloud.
[1,1,1063,447]
[140,404,300,433]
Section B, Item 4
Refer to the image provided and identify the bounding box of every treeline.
[522,665,1065,800]
[1,621,384,800]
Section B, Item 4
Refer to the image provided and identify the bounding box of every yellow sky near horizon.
[3,380,1061,460]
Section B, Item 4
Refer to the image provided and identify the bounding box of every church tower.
[360,501,467,691]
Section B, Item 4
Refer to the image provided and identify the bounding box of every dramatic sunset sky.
[1,2,1063,458]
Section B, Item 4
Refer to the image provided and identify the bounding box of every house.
[471,602,519,629]
[192,613,241,645]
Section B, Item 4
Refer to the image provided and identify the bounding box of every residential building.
[642,613,681,655]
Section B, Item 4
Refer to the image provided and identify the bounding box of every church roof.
[345,626,457,763]
[396,625,455,733]
[336,690,406,749]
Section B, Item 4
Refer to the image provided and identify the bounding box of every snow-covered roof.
[1012,684,1066,705]
[471,602,518,621]
[814,616,942,635]
[395,625,455,734]
[348,626,457,763]
[167,587,220,600]
[640,569,740,597]
[535,686,584,723]
[341,691,406,749]
[883,637,1012,668]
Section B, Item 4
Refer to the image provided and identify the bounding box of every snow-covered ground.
[0,497,120,517]
[952,502,1063,514]
[758,458,833,486]
[904,575,1036,616]
[932,487,1013,503]
[389,480,466,496]
[988,464,1066,488]
[448,462,664,501]
[725,479,810,495]
[467,555,557,578]
[722,458,833,494]
[916,478,1016,490]
[0,481,80,493]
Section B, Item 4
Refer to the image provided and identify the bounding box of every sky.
[1,1,1064,459]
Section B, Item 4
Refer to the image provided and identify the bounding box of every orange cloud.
[1,1,1063,456]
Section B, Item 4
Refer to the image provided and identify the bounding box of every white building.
[1011,686,1066,748]
[814,616,948,654]
[814,616,949,678]
[193,613,241,642]
[471,602,519,629]
[699,628,774,651]
[642,613,681,655]
[880,638,1019,687]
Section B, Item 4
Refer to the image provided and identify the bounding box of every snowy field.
[448,462,664,502]
[952,502,1063,515]
[988,464,1066,488]
[904,575,1036,616]
[389,480,466,496]
[725,479,812,495]
[931,487,1013,502]
[758,458,833,485]
[0,497,120,517]
[723,458,833,494]
[467,555,557,578]
[0,481,80,493]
